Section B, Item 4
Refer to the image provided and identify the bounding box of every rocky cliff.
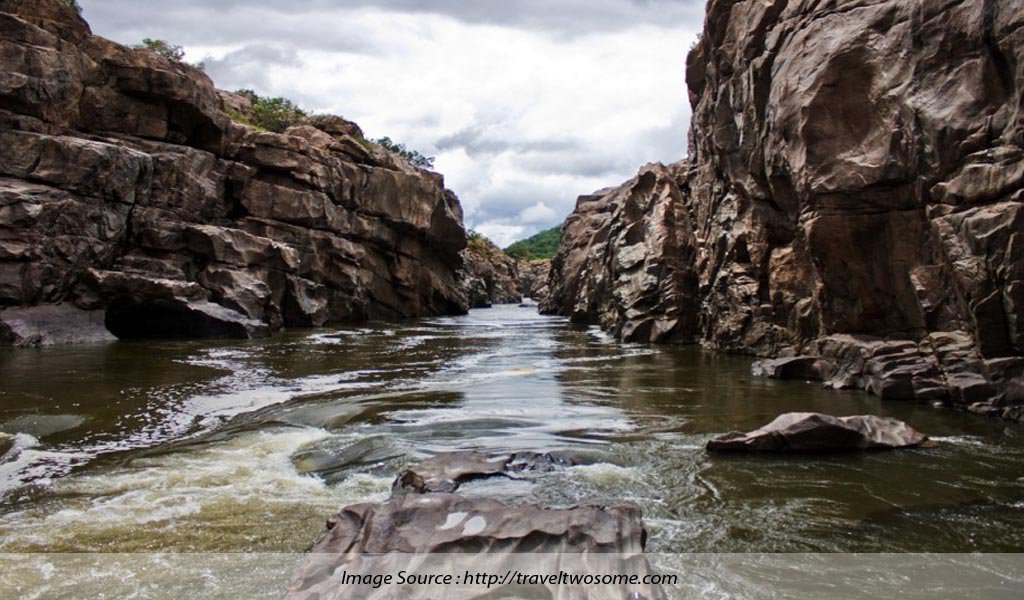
[0,0,469,346]
[544,0,1024,418]
[462,236,521,308]
[517,258,551,302]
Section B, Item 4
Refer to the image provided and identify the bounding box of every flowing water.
[2,303,1024,561]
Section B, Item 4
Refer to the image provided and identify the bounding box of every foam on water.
[0,428,389,552]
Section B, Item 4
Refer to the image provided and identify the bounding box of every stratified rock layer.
[544,0,1024,417]
[0,0,468,345]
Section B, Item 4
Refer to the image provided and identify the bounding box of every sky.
[78,0,704,247]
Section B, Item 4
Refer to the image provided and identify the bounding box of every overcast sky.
[79,0,703,247]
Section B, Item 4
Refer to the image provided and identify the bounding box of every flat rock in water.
[707,412,929,453]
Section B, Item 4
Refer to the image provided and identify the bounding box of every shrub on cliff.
[61,0,82,13]
[133,38,206,71]
[135,38,186,62]
[373,137,435,169]
[234,89,308,133]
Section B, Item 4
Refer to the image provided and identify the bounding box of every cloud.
[519,202,559,225]
[78,0,702,245]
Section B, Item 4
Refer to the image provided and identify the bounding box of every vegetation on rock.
[505,226,561,260]
[234,89,307,133]
[373,137,435,169]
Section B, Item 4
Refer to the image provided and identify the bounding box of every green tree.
[373,136,435,169]
[134,38,186,62]
[61,0,83,13]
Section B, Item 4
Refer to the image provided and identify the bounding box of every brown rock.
[393,451,583,495]
[461,236,522,308]
[0,304,115,347]
[707,413,929,453]
[0,0,470,344]
[287,494,657,600]
[545,0,1024,418]
[517,258,550,302]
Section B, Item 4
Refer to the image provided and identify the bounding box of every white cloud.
[474,224,527,248]
[79,1,702,245]
[519,202,559,225]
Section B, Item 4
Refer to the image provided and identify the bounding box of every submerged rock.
[0,0,469,345]
[393,450,582,494]
[707,413,929,453]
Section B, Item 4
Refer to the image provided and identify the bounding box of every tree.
[373,136,435,169]
[61,0,83,13]
[134,38,186,62]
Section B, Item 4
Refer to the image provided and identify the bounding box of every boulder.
[707,413,929,453]
[751,356,822,380]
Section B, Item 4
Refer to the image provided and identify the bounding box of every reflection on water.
[1,304,1023,554]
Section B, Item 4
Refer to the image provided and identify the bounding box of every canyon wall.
[462,236,522,308]
[544,0,1024,417]
[0,0,469,345]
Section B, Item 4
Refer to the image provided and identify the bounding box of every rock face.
[541,162,699,343]
[0,0,468,346]
[707,413,929,453]
[289,451,658,600]
[461,236,521,308]
[517,258,551,302]
[544,0,1024,417]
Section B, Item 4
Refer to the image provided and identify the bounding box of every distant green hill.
[505,226,561,260]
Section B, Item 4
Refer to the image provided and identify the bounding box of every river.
[1,304,1024,593]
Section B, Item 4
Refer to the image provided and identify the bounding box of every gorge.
[1,0,1024,597]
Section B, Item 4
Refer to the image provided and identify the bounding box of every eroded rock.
[517,259,551,303]
[289,494,658,600]
[707,413,929,453]
[0,304,115,347]
[544,0,1024,419]
[0,0,470,344]
[461,236,521,308]
[393,451,582,495]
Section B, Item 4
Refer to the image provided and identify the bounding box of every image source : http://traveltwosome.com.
[2,0,1024,598]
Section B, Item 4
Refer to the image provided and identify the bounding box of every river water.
[2,303,1024,561]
